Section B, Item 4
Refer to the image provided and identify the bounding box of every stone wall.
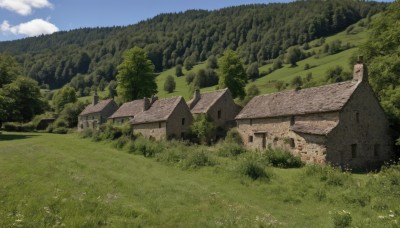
[133,121,167,140]
[327,82,392,169]
[78,113,101,131]
[166,99,193,139]
[111,117,130,125]
[207,91,240,130]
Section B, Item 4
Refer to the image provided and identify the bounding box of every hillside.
[0,0,387,91]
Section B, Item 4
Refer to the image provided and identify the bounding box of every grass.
[1,131,400,227]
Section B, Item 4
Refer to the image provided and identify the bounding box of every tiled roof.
[290,121,338,135]
[189,89,228,114]
[132,96,183,124]
[109,99,144,119]
[79,99,115,116]
[236,80,360,119]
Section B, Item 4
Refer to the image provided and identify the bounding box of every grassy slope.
[0,132,398,227]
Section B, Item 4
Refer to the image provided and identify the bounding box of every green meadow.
[0,131,399,227]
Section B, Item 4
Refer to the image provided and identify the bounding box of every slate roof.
[290,121,338,135]
[132,96,183,124]
[109,99,144,119]
[236,80,360,120]
[79,99,115,116]
[189,89,228,114]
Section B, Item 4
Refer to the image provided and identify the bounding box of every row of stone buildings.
[78,63,393,169]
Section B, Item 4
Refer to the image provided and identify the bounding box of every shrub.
[304,165,351,186]
[264,149,303,168]
[156,147,187,165]
[164,75,176,93]
[52,127,68,134]
[184,150,215,169]
[113,136,130,149]
[3,122,35,132]
[331,210,352,228]
[217,142,245,157]
[80,128,94,138]
[129,137,162,157]
[239,159,271,181]
[225,128,243,145]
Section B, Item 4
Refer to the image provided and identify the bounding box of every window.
[159,122,162,128]
[290,116,295,126]
[351,144,357,158]
[182,118,185,125]
[217,110,222,119]
[290,138,295,148]
[374,144,380,157]
[356,112,360,123]
[248,135,253,143]
[250,119,253,126]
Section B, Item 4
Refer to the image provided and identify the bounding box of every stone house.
[236,63,392,169]
[78,94,118,131]
[188,88,241,139]
[131,96,193,140]
[108,98,147,124]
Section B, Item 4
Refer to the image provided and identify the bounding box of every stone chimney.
[143,97,150,111]
[189,89,201,109]
[93,92,99,105]
[150,95,158,105]
[353,56,368,82]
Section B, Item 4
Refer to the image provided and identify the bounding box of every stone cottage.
[108,98,150,124]
[131,96,193,140]
[78,94,118,131]
[188,88,241,139]
[236,63,392,169]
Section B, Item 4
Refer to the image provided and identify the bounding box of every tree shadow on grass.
[0,133,38,141]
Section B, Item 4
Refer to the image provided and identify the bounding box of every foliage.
[191,68,218,89]
[225,128,243,145]
[185,72,196,85]
[331,210,352,228]
[3,122,35,132]
[217,49,247,99]
[52,127,69,134]
[52,85,77,112]
[0,76,44,122]
[238,158,271,181]
[325,66,351,83]
[59,101,86,128]
[291,76,303,88]
[163,75,176,93]
[107,80,117,98]
[285,47,306,67]
[183,150,215,169]
[263,149,304,168]
[0,54,21,87]
[360,1,400,126]
[190,114,216,144]
[116,47,157,102]
[175,64,184,77]
[207,55,218,69]
[246,62,259,80]
[217,142,245,157]
[242,84,260,104]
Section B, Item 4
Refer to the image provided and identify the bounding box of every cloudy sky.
[0,0,393,41]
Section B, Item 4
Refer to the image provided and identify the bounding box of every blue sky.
[0,0,393,41]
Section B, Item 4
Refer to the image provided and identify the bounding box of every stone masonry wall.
[133,122,167,140]
[166,99,193,139]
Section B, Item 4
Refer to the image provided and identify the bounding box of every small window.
[159,122,162,128]
[374,144,380,157]
[250,119,253,126]
[290,116,295,126]
[351,144,357,158]
[218,110,222,119]
[248,135,253,143]
[182,118,185,125]
[356,112,360,123]
[290,138,295,148]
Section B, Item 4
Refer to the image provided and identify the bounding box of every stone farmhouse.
[131,96,193,140]
[188,88,241,139]
[236,63,392,169]
[108,99,145,124]
[78,94,118,131]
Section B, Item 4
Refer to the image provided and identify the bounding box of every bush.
[3,122,35,132]
[52,127,68,134]
[304,165,351,186]
[129,137,162,157]
[217,142,245,157]
[239,158,271,181]
[225,128,243,145]
[164,75,176,93]
[184,150,215,169]
[113,136,130,149]
[79,128,94,138]
[156,147,187,165]
[331,210,352,228]
[264,149,303,168]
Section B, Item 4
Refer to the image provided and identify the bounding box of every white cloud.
[0,0,52,16]
[1,19,59,37]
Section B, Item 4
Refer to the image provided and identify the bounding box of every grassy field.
[1,131,399,227]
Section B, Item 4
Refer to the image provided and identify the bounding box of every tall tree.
[217,49,247,99]
[0,54,21,87]
[164,75,176,93]
[52,85,77,112]
[116,47,157,101]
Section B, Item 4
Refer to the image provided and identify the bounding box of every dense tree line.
[0,0,386,91]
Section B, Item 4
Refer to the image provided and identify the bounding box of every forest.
[0,0,387,91]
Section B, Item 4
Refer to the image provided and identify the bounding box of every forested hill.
[0,0,387,89]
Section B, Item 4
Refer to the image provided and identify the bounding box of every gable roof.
[109,99,144,119]
[236,80,360,120]
[79,99,115,116]
[132,96,184,124]
[189,89,228,114]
